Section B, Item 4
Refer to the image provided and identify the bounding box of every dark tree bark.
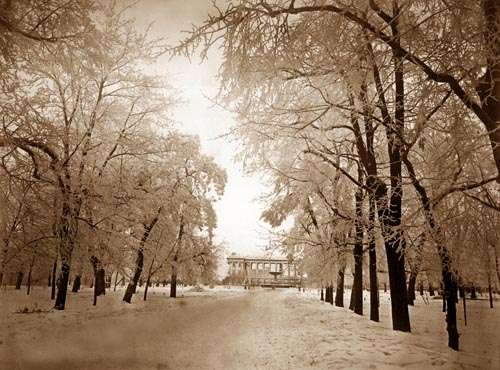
[368,195,379,322]
[71,275,81,293]
[54,261,70,310]
[320,287,324,301]
[144,276,151,301]
[170,259,178,298]
[144,257,156,301]
[407,273,417,306]
[352,175,364,316]
[51,257,57,300]
[15,271,23,289]
[54,197,79,310]
[429,283,435,296]
[123,207,162,303]
[91,256,106,306]
[443,273,459,349]
[335,265,345,307]
[26,267,33,295]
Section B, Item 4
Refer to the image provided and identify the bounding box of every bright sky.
[127,0,272,258]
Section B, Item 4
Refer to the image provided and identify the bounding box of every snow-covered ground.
[0,286,498,369]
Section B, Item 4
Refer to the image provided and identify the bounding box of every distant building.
[226,253,302,288]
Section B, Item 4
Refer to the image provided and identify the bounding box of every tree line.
[176,0,500,351]
[0,1,226,309]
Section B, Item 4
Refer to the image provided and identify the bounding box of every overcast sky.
[127,0,274,258]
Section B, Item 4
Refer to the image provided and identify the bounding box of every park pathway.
[1,288,498,369]
[2,289,302,370]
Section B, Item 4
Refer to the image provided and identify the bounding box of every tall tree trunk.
[54,261,71,310]
[170,261,177,298]
[403,147,459,349]
[91,256,106,306]
[443,271,459,350]
[368,195,379,322]
[352,177,364,315]
[144,275,150,301]
[71,275,81,293]
[26,269,32,295]
[144,257,155,301]
[320,286,324,301]
[54,200,77,310]
[51,257,57,300]
[407,272,417,306]
[335,263,345,307]
[123,207,161,304]
[15,271,23,289]
[477,0,500,180]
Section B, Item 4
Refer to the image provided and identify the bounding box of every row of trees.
[178,0,499,351]
[0,1,226,308]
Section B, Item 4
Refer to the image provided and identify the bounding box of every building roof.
[227,253,290,262]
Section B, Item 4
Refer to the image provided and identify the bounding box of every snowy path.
[1,287,499,369]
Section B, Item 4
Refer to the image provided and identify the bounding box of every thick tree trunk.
[72,275,81,293]
[368,196,379,322]
[320,287,324,301]
[170,265,177,298]
[15,271,23,289]
[477,0,500,180]
[384,232,410,332]
[54,261,70,310]
[407,272,417,306]
[91,256,106,306]
[26,268,32,295]
[144,275,151,301]
[443,271,459,350]
[335,266,345,307]
[144,257,155,301]
[352,183,364,315]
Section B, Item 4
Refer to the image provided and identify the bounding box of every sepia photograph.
[0,0,499,369]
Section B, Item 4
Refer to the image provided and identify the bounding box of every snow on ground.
[0,285,498,370]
